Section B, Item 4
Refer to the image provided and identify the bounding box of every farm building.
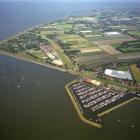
[105,32,121,36]
[80,30,92,34]
[104,69,133,80]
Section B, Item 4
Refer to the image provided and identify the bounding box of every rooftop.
[104,69,133,80]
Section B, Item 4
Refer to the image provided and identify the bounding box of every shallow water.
[0,54,140,140]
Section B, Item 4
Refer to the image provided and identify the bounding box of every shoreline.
[65,80,102,128]
[65,78,140,128]
[0,50,68,73]
[98,97,140,117]
[0,19,64,44]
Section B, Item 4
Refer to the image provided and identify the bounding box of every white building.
[104,69,133,80]
[105,32,121,36]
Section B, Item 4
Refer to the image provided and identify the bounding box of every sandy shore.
[0,50,67,73]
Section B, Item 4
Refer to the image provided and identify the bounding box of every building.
[104,69,133,80]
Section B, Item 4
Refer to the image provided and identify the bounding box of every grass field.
[117,65,128,71]
[30,50,47,58]
[58,34,87,45]
[87,34,130,42]
[130,64,140,83]
[75,52,114,64]
[98,45,121,55]
[128,31,140,36]
[70,42,96,49]
[94,37,135,46]
[78,47,101,53]
[54,21,73,30]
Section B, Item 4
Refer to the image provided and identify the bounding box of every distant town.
[0,8,140,128]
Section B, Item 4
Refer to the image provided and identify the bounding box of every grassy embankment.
[47,38,75,70]
[65,80,102,128]
[0,50,66,72]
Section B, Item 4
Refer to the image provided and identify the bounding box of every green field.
[40,21,73,32]
[54,21,73,30]
[117,65,128,71]
[58,34,87,45]
[112,40,140,53]
[128,31,140,36]
[87,34,130,42]
[30,50,47,58]
[130,64,140,82]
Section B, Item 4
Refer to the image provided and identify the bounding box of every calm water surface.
[0,54,140,140]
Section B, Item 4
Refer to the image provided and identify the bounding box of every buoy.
[21,77,24,80]
[17,85,20,88]
[37,81,40,85]
[131,125,135,128]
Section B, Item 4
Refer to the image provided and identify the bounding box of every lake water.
[0,1,140,140]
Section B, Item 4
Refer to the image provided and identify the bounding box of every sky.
[0,0,139,1]
[0,0,140,2]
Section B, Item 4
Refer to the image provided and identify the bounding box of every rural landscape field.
[0,4,140,132]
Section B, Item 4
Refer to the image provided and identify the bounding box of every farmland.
[113,40,140,53]
[130,64,140,82]
[0,11,140,76]
[93,37,135,46]
[128,30,140,37]
[75,52,114,64]
[98,45,121,55]
[58,34,87,45]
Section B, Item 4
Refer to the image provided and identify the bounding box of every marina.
[66,78,140,128]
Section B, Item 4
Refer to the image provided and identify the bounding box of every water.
[0,1,140,140]
[0,54,140,140]
[0,1,140,40]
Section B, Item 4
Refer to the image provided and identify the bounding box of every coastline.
[0,50,67,73]
[65,80,102,128]
[0,19,64,44]
[65,78,140,128]
[98,97,140,117]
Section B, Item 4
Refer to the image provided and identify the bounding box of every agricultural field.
[39,21,73,35]
[58,34,87,45]
[75,52,114,64]
[128,30,140,36]
[40,27,64,35]
[54,21,73,30]
[27,49,47,59]
[113,40,140,53]
[87,34,130,42]
[98,45,121,55]
[94,37,135,46]
[117,52,140,60]
[70,42,93,49]
[117,64,128,71]
[130,64,140,82]
[77,47,101,53]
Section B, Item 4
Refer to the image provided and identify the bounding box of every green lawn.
[117,65,128,71]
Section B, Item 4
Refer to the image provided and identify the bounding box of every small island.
[0,9,140,128]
